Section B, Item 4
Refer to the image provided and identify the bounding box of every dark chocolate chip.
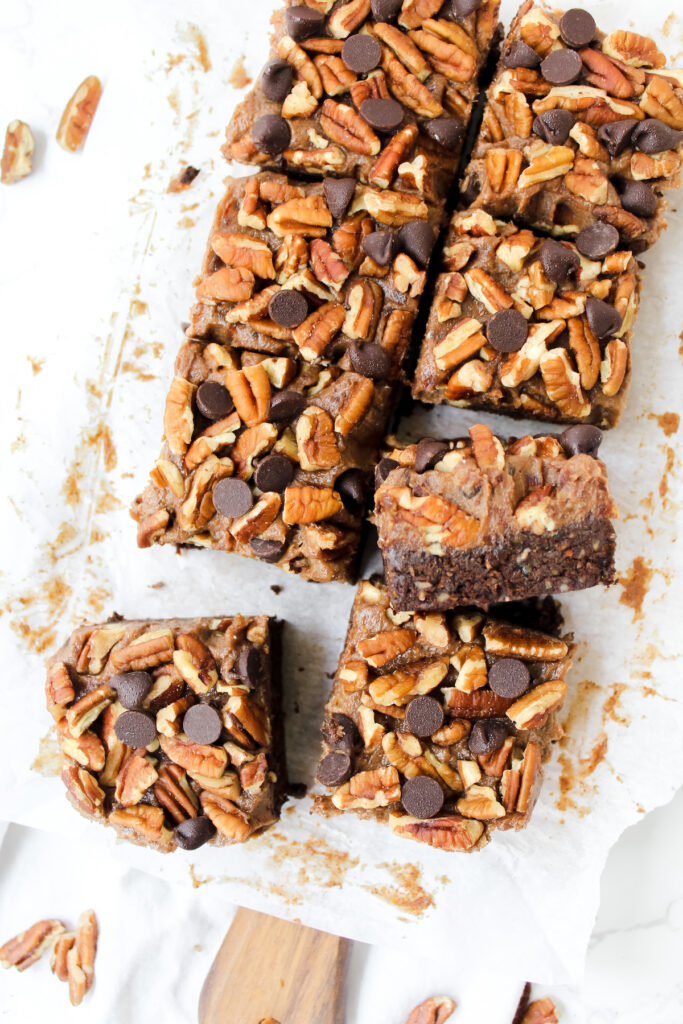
[360,97,404,131]
[114,710,156,748]
[559,424,603,458]
[322,712,360,756]
[284,5,326,41]
[502,40,541,69]
[540,48,582,86]
[349,342,391,380]
[486,308,528,353]
[178,166,200,186]
[343,34,382,74]
[252,114,292,157]
[336,468,366,511]
[597,118,638,157]
[196,381,234,421]
[250,537,287,563]
[237,647,264,688]
[532,109,575,145]
[405,695,444,738]
[268,389,307,423]
[183,704,223,745]
[632,118,683,155]
[253,454,294,493]
[323,177,356,220]
[398,220,436,268]
[559,8,596,47]
[540,238,580,285]
[576,223,620,260]
[444,0,483,17]
[488,658,531,699]
[459,173,481,206]
[260,59,294,103]
[268,289,308,328]
[618,179,658,219]
[375,457,399,487]
[317,750,352,786]
[111,671,153,710]
[371,0,402,20]
[362,229,400,266]
[174,815,216,851]
[401,776,444,819]
[422,116,464,151]
[414,437,449,473]
[586,295,622,340]
[468,718,510,755]
[213,478,254,518]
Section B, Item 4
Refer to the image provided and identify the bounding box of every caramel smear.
[648,411,679,436]
[365,862,435,917]
[230,55,252,90]
[618,557,654,621]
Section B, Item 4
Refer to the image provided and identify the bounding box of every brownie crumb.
[168,166,200,192]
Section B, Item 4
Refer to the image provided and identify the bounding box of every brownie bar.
[224,0,502,203]
[460,0,683,248]
[413,209,640,426]
[47,615,286,852]
[374,423,617,610]
[314,577,573,852]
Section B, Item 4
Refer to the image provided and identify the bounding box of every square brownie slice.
[315,578,573,852]
[374,423,617,610]
[47,615,286,852]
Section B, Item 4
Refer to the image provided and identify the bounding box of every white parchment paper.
[0,0,681,994]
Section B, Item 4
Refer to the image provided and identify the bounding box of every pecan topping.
[115,753,159,807]
[602,30,665,69]
[335,375,374,436]
[160,735,228,778]
[62,766,105,817]
[389,813,484,851]
[267,194,332,237]
[58,720,105,771]
[200,791,250,842]
[331,767,400,809]
[154,764,199,823]
[483,622,568,660]
[223,694,269,749]
[296,406,341,471]
[310,238,349,289]
[211,232,275,279]
[357,627,417,667]
[283,485,342,524]
[174,634,219,694]
[110,629,175,672]
[46,662,75,720]
[225,364,271,426]
[567,317,601,389]
[65,685,115,737]
[600,338,628,397]
[368,124,419,189]
[485,148,523,194]
[540,348,591,418]
[109,804,172,845]
[320,99,380,155]
[327,0,371,39]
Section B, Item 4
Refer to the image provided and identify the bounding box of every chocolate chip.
[468,719,510,755]
[360,97,404,131]
[540,48,582,86]
[268,389,307,423]
[252,114,291,157]
[597,118,638,157]
[317,751,352,786]
[459,173,481,206]
[268,289,308,328]
[253,454,294,493]
[375,457,399,487]
[114,710,156,748]
[488,658,531,699]
[250,537,287,563]
[559,8,596,47]
[371,0,402,20]
[486,308,528,353]
[196,381,234,421]
[618,179,657,219]
[322,712,359,756]
[444,0,483,17]
[260,59,294,103]
[284,5,325,41]
[586,295,622,340]
[349,342,391,380]
[111,671,153,710]
[398,220,436,268]
[540,238,580,285]
[532,109,575,145]
[401,776,444,819]
[323,177,356,220]
[343,34,382,74]
[405,695,444,738]
[576,223,619,260]
[632,118,683,155]
[502,40,541,69]
[414,437,449,473]
[362,229,400,266]
[174,815,216,851]
[336,468,366,511]
[559,424,603,458]
[183,704,223,745]
[237,647,264,688]
[213,478,254,518]
[422,116,464,151]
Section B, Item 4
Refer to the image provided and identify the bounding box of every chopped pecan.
[362,188,428,226]
[540,347,591,418]
[564,156,609,204]
[485,147,523,194]
[58,719,105,771]
[339,659,369,693]
[372,23,430,82]
[46,662,75,720]
[164,377,195,456]
[65,685,115,737]
[296,406,340,470]
[185,414,240,473]
[224,694,269,748]
[196,266,255,303]
[457,784,506,820]
[381,48,443,118]
[516,740,542,815]
[310,238,349,290]
[1,120,34,184]
[115,753,159,807]
[389,813,484,850]
[56,75,102,151]
[173,634,219,694]
[357,627,417,668]
[156,695,195,737]
[109,804,172,845]
[398,153,431,194]
[393,253,426,297]
[465,267,513,314]
[398,0,444,30]
[239,752,269,795]
[433,719,471,746]
[580,47,634,99]
[320,99,380,155]
[178,455,233,532]
[76,625,127,675]
[151,457,185,495]
[267,195,332,238]
[594,204,646,240]
[451,644,488,693]
[495,230,534,272]
[331,766,400,808]
[602,30,665,69]
[231,492,282,543]
[567,316,601,390]
[160,735,227,778]
[444,687,513,719]
[225,363,271,426]
[200,791,250,842]
[62,765,105,817]
[370,660,448,706]
[434,317,486,371]
[640,76,683,129]
[211,232,275,279]
[283,485,342,524]
[600,338,628,396]
[518,144,574,189]
[350,69,391,109]
[344,279,382,340]
[368,124,419,189]
[293,301,345,361]
[470,423,505,472]
[327,0,370,38]
[110,628,174,673]
[50,932,76,983]
[315,53,357,96]
[631,150,681,181]
[277,35,323,100]
[282,80,319,118]
[154,763,199,823]
[284,145,346,171]
[0,919,65,971]
[335,375,374,436]
[483,622,568,661]
[237,178,267,230]
[232,423,277,480]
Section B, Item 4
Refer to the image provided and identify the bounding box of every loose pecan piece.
[0,919,65,971]
[65,910,98,1007]
[520,998,559,1024]
[1,120,34,184]
[56,75,102,151]
[404,996,456,1024]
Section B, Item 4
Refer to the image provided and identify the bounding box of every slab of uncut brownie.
[190,172,442,351]
[314,577,572,852]
[460,0,683,249]
[46,615,286,852]
[223,0,502,203]
[374,423,617,610]
[413,209,640,426]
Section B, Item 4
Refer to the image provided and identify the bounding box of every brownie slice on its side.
[374,423,617,611]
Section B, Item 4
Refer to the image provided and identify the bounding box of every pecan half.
[50,932,76,983]
[115,753,159,807]
[65,685,115,737]
[110,628,175,672]
[164,377,195,456]
[211,232,275,278]
[296,406,340,471]
[0,919,65,971]
[46,662,75,721]
[315,53,357,96]
[231,492,282,544]
[58,719,105,771]
[540,347,591,418]
[62,766,105,817]
[109,804,172,845]
[292,302,345,361]
[267,195,332,237]
[485,147,523,194]
[389,813,484,850]
[483,622,568,660]
[283,485,342,524]
[225,363,271,426]
[600,338,628,396]
[357,627,417,667]
[404,997,456,1024]
[368,124,419,189]
[335,375,374,436]
[64,910,98,1007]
[457,784,506,820]
[602,30,665,69]
[154,763,199,823]
[174,633,219,693]
[331,767,400,809]
[159,735,228,778]
[200,791,250,842]
[223,695,269,749]
[56,75,102,151]
[1,120,34,184]
[320,99,380,155]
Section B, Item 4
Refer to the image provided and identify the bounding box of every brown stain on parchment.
[229,55,252,89]
[9,577,73,654]
[31,728,63,777]
[364,862,434,917]
[268,834,359,889]
[649,411,680,436]
[27,356,45,375]
[617,557,654,621]
[166,24,211,74]
[659,447,676,501]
